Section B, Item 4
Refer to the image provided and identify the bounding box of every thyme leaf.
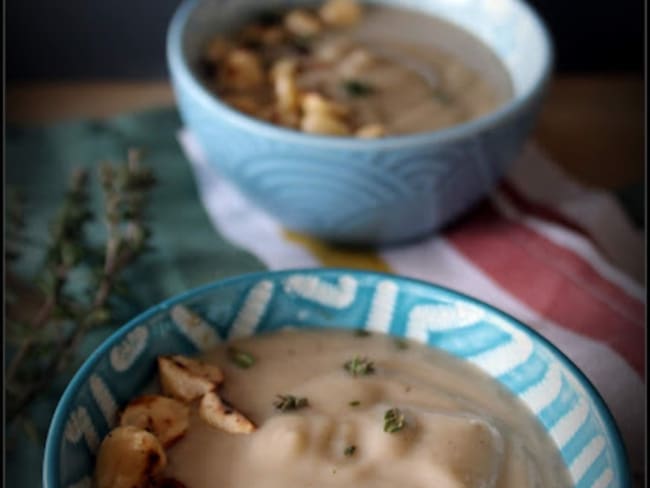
[228,347,256,369]
[273,394,309,412]
[342,79,374,97]
[383,408,406,433]
[343,356,375,376]
[344,445,357,456]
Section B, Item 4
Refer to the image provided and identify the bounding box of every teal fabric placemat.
[4,107,265,487]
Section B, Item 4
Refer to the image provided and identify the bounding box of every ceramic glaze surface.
[167,0,552,244]
[45,270,629,488]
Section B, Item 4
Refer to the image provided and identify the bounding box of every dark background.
[6,0,645,80]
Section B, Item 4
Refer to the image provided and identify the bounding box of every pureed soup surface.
[201,1,513,137]
[163,328,571,487]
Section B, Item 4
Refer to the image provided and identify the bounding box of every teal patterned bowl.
[44,269,629,488]
[167,0,553,244]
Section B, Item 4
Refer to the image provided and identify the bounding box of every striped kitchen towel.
[179,130,645,482]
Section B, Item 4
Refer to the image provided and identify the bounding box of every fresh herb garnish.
[354,329,371,337]
[349,400,361,407]
[383,408,406,433]
[342,79,374,97]
[228,347,255,369]
[344,445,357,456]
[5,150,156,428]
[344,356,375,376]
[274,394,309,412]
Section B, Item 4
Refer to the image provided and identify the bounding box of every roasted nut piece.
[338,48,375,77]
[158,355,224,402]
[221,49,265,91]
[199,391,256,434]
[204,36,231,62]
[319,0,363,27]
[314,38,354,62]
[260,26,286,45]
[284,9,322,37]
[301,112,351,136]
[271,58,301,114]
[356,123,386,138]
[301,92,349,118]
[300,92,351,135]
[95,426,167,488]
[120,395,190,447]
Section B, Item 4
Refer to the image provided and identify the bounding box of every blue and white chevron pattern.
[47,270,627,488]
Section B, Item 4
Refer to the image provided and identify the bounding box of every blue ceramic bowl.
[44,269,628,488]
[167,0,553,245]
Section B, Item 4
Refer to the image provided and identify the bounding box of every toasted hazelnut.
[271,59,301,113]
[221,49,265,91]
[261,26,286,45]
[120,395,190,447]
[314,38,354,62]
[300,112,351,136]
[301,92,349,117]
[356,123,386,138]
[319,0,363,27]
[199,391,256,434]
[338,48,375,77]
[94,426,166,488]
[284,9,322,37]
[157,355,224,402]
[204,36,231,62]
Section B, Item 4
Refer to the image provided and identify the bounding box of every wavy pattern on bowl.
[45,270,628,488]
[167,0,551,243]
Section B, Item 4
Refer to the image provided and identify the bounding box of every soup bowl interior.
[176,0,550,103]
[167,0,553,244]
[45,269,627,488]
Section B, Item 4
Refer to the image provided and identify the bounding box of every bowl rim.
[166,0,554,150]
[43,268,629,487]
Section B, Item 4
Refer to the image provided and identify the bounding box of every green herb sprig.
[274,394,309,412]
[344,445,357,456]
[228,347,256,369]
[344,356,375,376]
[6,150,156,426]
[383,408,406,433]
[342,79,374,97]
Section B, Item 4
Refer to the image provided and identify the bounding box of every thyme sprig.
[343,356,375,376]
[344,445,357,456]
[6,149,156,425]
[228,347,256,369]
[383,408,406,433]
[273,394,309,412]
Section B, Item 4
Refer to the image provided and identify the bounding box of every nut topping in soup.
[198,0,513,137]
[95,327,572,488]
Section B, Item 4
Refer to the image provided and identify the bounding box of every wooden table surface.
[7,75,645,190]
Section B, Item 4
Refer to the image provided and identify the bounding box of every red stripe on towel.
[445,202,645,376]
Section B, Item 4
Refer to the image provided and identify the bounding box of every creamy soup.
[154,328,570,488]
[199,0,512,137]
